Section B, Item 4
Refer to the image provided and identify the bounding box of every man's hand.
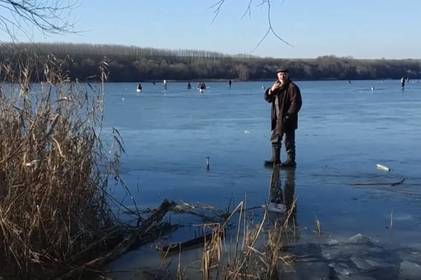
[269,81,281,95]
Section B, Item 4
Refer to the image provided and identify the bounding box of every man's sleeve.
[264,88,274,103]
[287,85,302,114]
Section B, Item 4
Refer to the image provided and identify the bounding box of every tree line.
[1,42,420,82]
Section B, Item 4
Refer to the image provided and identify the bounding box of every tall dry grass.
[0,53,120,278]
[195,200,297,279]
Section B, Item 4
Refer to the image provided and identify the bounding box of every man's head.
[276,68,289,84]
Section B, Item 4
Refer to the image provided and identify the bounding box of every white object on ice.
[263,202,286,213]
[205,156,210,170]
[376,163,391,172]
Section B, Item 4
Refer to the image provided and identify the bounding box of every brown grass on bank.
[0,53,120,278]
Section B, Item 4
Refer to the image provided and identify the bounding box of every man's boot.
[264,146,280,168]
[280,150,296,169]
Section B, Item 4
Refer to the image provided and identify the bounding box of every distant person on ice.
[200,81,206,90]
[264,68,302,169]
[197,81,206,92]
[401,77,406,88]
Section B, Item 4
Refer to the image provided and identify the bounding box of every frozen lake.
[102,79,421,252]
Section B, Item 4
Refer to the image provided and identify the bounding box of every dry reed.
[0,52,120,278]
[195,200,297,279]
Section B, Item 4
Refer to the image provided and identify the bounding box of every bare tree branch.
[252,0,293,52]
[0,0,77,38]
[211,0,293,51]
[209,0,225,24]
[241,0,253,19]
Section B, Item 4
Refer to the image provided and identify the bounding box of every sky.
[1,0,420,59]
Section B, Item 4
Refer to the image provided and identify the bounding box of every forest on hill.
[1,42,420,82]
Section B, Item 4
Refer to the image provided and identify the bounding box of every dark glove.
[283,114,291,123]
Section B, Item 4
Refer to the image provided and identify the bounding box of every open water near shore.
[102,80,421,278]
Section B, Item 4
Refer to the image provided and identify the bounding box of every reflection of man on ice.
[267,165,296,216]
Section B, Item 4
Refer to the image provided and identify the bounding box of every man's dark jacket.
[264,80,302,134]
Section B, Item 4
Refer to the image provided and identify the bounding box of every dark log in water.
[56,200,176,279]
